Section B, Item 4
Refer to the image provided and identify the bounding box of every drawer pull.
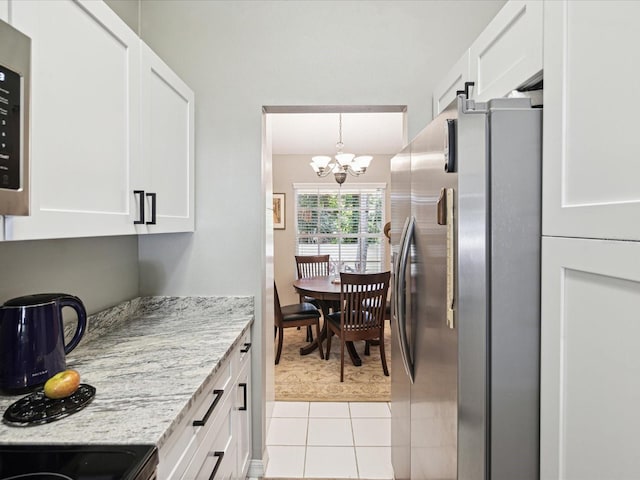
[193,389,224,427]
[240,342,251,353]
[239,382,247,411]
[208,451,224,480]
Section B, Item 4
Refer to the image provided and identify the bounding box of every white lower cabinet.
[541,236,640,479]
[235,336,252,478]
[158,332,252,480]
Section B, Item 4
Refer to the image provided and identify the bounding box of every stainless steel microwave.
[0,19,30,215]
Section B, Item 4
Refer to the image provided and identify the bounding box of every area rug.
[274,322,391,402]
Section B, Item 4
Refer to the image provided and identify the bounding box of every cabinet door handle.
[133,190,145,224]
[146,192,156,225]
[239,382,247,411]
[240,342,251,353]
[208,451,224,480]
[193,389,224,427]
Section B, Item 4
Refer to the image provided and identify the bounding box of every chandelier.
[309,113,372,185]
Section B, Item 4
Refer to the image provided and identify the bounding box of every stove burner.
[3,384,96,425]
[2,473,73,480]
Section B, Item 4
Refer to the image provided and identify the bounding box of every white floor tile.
[355,446,393,479]
[352,418,391,446]
[307,418,353,446]
[305,446,358,478]
[273,401,310,417]
[266,417,308,445]
[349,402,391,418]
[309,401,350,418]
[265,446,306,478]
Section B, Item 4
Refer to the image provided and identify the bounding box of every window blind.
[294,184,386,273]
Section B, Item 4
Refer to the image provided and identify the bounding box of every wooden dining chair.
[274,282,324,365]
[325,271,391,382]
[294,254,331,341]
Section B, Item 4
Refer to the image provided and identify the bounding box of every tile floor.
[265,401,392,479]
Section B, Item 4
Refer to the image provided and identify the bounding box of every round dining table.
[292,275,363,366]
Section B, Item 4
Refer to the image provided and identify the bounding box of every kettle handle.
[58,296,87,354]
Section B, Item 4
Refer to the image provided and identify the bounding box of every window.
[294,183,386,273]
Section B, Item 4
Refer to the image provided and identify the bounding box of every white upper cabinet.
[432,51,470,117]
[0,1,8,22]
[137,42,194,234]
[432,0,543,116]
[469,0,543,101]
[6,0,139,240]
[543,0,640,241]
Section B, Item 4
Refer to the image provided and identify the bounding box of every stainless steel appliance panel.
[390,145,412,480]
[457,97,541,480]
[0,19,30,216]
[410,108,458,480]
[487,104,541,480]
[391,96,540,480]
[456,99,490,480]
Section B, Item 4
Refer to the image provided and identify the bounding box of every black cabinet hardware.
[240,343,251,353]
[133,190,145,224]
[208,451,225,480]
[146,192,156,225]
[239,382,248,411]
[193,389,224,427]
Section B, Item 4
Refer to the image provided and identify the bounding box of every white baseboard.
[247,459,265,479]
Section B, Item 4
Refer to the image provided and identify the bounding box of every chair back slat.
[295,255,330,279]
[339,272,390,333]
[273,282,283,326]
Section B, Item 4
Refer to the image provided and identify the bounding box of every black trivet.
[3,384,96,426]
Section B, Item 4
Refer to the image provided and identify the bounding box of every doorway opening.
[263,105,406,404]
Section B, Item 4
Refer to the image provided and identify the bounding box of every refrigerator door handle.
[395,215,415,383]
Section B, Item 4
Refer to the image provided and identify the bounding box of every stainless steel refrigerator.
[390,96,541,480]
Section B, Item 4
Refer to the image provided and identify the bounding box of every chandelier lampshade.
[309,113,372,184]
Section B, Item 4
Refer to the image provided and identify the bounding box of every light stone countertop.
[0,296,254,449]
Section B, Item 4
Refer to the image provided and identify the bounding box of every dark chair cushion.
[281,302,321,322]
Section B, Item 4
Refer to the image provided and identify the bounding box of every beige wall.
[273,153,392,306]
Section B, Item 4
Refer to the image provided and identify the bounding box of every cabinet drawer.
[181,393,235,480]
[159,358,233,480]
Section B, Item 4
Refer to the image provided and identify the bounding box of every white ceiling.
[270,112,405,155]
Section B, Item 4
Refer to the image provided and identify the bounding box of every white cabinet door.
[235,343,252,478]
[432,50,469,117]
[138,42,194,234]
[6,0,139,240]
[541,236,640,480]
[0,0,8,22]
[469,0,542,101]
[543,0,640,241]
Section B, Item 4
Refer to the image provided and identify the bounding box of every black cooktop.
[0,444,157,480]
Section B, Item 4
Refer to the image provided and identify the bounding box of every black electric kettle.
[0,293,87,393]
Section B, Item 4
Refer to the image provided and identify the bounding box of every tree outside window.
[295,185,385,273]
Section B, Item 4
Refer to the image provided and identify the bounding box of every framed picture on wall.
[273,193,285,230]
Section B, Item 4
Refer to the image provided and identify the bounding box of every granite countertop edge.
[0,295,254,449]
